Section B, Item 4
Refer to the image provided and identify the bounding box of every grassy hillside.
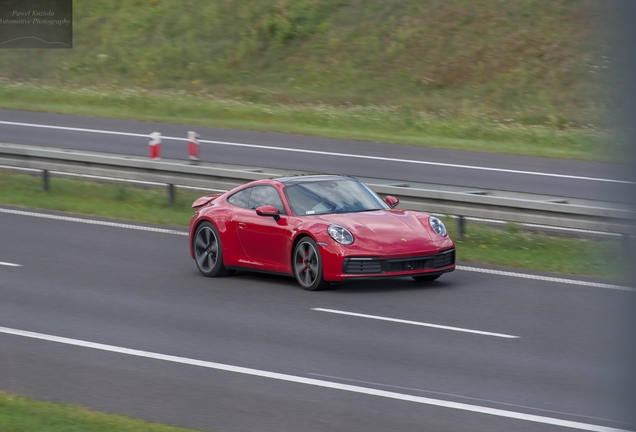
[0,0,618,159]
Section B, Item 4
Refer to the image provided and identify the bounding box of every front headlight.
[428,216,447,237]
[328,225,354,245]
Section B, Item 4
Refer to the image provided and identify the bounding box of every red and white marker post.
[187,131,200,163]
[149,132,161,160]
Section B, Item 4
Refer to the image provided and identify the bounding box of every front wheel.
[193,222,231,277]
[293,238,328,291]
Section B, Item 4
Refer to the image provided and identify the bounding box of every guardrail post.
[168,183,175,206]
[42,169,49,192]
[457,215,465,239]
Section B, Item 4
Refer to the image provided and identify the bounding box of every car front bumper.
[320,247,456,282]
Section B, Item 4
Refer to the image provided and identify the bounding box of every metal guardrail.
[0,142,634,235]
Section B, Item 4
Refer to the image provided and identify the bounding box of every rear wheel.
[412,275,440,282]
[293,238,328,291]
[193,222,231,277]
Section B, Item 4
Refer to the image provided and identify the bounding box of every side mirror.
[385,196,399,208]
[256,205,280,220]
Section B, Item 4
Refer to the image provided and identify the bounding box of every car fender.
[189,208,237,259]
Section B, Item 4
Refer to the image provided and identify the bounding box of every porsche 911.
[189,175,455,290]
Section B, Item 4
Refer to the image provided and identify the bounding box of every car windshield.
[284,179,389,216]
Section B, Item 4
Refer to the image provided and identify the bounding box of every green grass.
[0,0,621,161]
[450,220,627,280]
[0,171,201,226]
[0,171,627,281]
[0,391,202,432]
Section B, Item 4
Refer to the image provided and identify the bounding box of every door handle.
[238,222,247,229]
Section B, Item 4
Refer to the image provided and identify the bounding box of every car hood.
[312,209,442,253]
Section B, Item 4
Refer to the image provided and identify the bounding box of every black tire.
[412,275,440,282]
[293,237,328,291]
[193,222,231,277]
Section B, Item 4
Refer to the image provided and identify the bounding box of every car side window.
[248,186,286,215]
[227,187,252,209]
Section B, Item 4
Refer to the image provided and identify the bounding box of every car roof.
[275,174,356,185]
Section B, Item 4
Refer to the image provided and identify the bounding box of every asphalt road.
[0,109,633,203]
[0,207,634,432]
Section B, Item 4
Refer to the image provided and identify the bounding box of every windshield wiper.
[352,208,383,213]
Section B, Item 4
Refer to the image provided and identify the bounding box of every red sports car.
[189,175,455,290]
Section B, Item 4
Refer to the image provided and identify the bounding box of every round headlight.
[328,225,354,245]
[428,216,447,237]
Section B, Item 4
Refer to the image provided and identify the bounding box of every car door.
[223,187,252,265]
[237,185,291,272]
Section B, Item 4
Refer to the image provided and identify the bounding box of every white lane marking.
[0,326,629,432]
[457,266,635,292]
[1,207,632,292]
[307,373,629,425]
[0,120,150,138]
[0,261,21,267]
[197,140,633,184]
[0,120,632,185]
[0,207,188,236]
[312,308,519,338]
